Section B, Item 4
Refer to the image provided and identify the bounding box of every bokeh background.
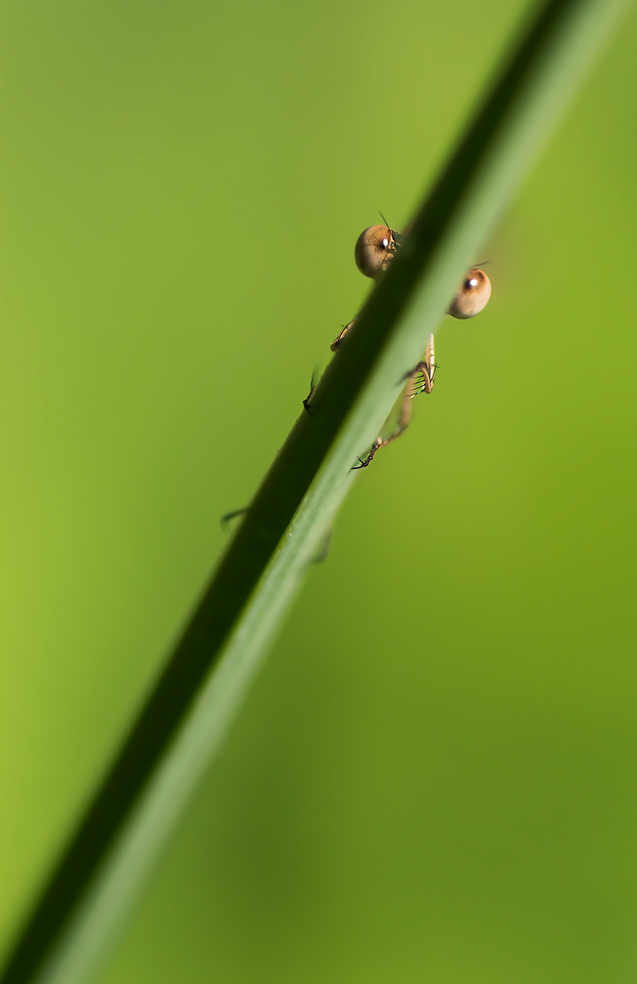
[2,0,637,981]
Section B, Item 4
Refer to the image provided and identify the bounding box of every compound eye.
[448,268,491,319]
[355,224,397,278]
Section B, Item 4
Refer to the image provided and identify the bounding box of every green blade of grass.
[2,0,632,982]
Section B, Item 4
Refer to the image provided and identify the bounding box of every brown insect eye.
[448,268,491,319]
[354,224,399,278]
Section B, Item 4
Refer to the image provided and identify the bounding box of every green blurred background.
[2,0,637,981]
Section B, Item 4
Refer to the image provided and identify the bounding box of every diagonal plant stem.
[1,0,632,982]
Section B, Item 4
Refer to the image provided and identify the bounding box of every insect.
[328,220,491,466]
[331,223,491,349]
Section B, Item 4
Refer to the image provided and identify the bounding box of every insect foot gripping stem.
[331,319,355,352]
[352,439,383,470]
[302,367,320,415]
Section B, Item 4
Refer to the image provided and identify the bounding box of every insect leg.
[302,367,321,415]
[331,318,355,352]
[351,385,416,469]
[220,507,249,531]
[352,335,436,469]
